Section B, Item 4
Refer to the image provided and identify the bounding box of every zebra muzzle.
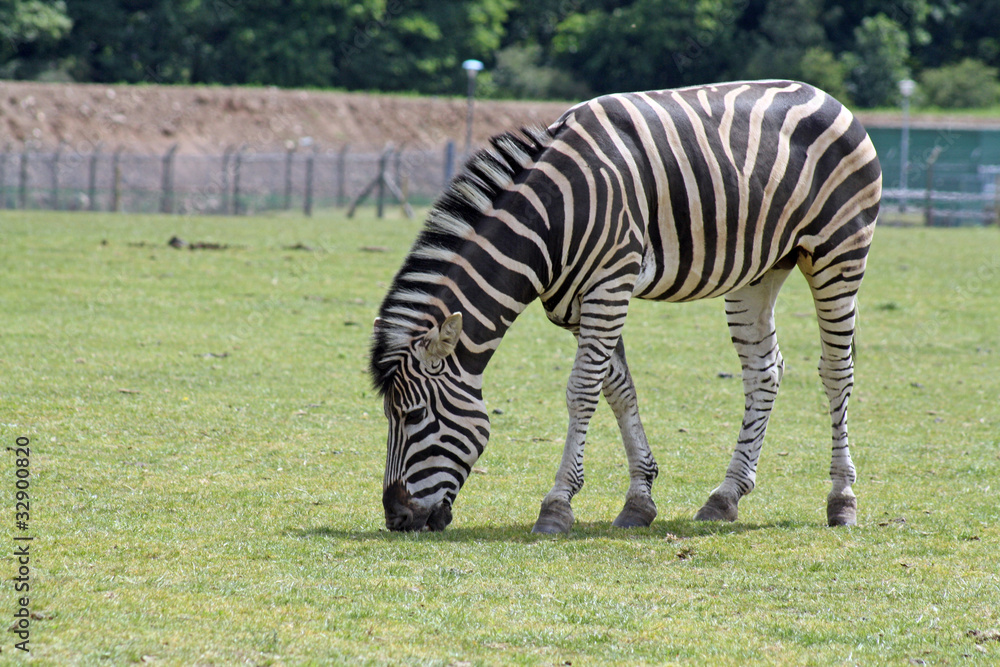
[382,480,452,532]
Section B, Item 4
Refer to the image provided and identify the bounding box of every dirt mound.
[6,80,998,158]
[0,81,571,155]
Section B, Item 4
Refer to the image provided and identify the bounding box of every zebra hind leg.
[806,259,867,527]
[695,266,793,522]
[603,339,659,528]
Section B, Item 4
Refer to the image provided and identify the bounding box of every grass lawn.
[1,209,998,665]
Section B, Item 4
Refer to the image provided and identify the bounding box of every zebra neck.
[434,222,549,377]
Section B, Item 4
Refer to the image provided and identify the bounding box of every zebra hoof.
[827,494,857,527]
[532,498,574,534]
[694,491,739,522]
[612,495,657,528]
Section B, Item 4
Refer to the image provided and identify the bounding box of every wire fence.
[1,141,998,225]
[0,141,461,216]
[882,161,1000,226]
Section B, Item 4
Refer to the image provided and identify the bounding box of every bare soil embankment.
[0,81,570,155]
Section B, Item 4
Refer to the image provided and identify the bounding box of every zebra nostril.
[383,480,418,531]
[386,506,413,531]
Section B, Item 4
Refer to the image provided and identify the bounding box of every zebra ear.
[373,316,386,333]
[421,312,463,363]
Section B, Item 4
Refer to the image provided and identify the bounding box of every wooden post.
[112,149,123,213]
[304,147,316,217]
[19,144,30,209]
[88,144,102,211]
[347,144,413,219]
[336,145,348,207]
[283,146,295,210]
[160,143,179,214]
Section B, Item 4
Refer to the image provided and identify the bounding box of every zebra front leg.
[696,267,792,522]
[532,341,601,534]
[603,339,659,528]
[533,301,627,534]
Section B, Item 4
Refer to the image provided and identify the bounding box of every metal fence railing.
[2,142,998,225]
[882,161,1000,226]
[0,142,462,216]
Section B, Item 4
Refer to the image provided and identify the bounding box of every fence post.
[995,174,1000,226]
[444,140,455,183]
[220,146,233,215]
[284,146,295,210]
[304,147,316,217]
[161,143,179,214]
[19,144,30,209]
[233,147,245,215]
[112,149,123,213]
[336,145,348,207]
[393,144,404,188]
[376,145,390,219]
[51,142,64,210]
[0,144,7,209]
[88,144,101,211]
[924,146,943,227]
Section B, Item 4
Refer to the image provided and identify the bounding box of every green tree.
[821,0,934,58]
[0,0,72,78]
[38,0,514,94]
[843,13,910,107]
[799,46,850,101]
[336,0,515,94]
[54,0,203,83]
[918,0,1000,71]
[741,0,826,81]
[735,0,849,99]
[919,57,1000,108]
[185,0,358,87]
[489,43,590,100]
[551,0,743,95]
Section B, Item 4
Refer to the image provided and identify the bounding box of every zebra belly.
[632,230,795,303]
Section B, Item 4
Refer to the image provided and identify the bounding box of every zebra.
[370,80,881,533]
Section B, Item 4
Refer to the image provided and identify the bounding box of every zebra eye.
[403,407,426,426]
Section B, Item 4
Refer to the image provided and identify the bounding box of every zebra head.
[372,312,490,531]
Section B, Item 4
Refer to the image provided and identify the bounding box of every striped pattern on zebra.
[370,80,881,533]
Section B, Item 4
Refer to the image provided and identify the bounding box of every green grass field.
[1,209,998,665]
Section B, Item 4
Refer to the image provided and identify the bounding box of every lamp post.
[462,59,484,157]
[899,78,916,212]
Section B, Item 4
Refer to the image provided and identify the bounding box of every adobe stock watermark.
[8,436,33,653]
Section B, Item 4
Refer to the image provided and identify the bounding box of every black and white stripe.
[371,80,881,532]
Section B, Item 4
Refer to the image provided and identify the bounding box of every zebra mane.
[369,126,555,395]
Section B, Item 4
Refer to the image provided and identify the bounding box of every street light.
[462,59,484,157]
[899,78,917,212]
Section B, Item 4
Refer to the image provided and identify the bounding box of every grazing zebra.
[370,80,881,533]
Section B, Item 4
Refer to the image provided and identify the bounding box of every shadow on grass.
[290,516,809,543]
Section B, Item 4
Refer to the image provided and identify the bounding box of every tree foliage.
[2,0,999,108]
[0,0,72,78]
[843,14,911,107]
[920,58,1000,108]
